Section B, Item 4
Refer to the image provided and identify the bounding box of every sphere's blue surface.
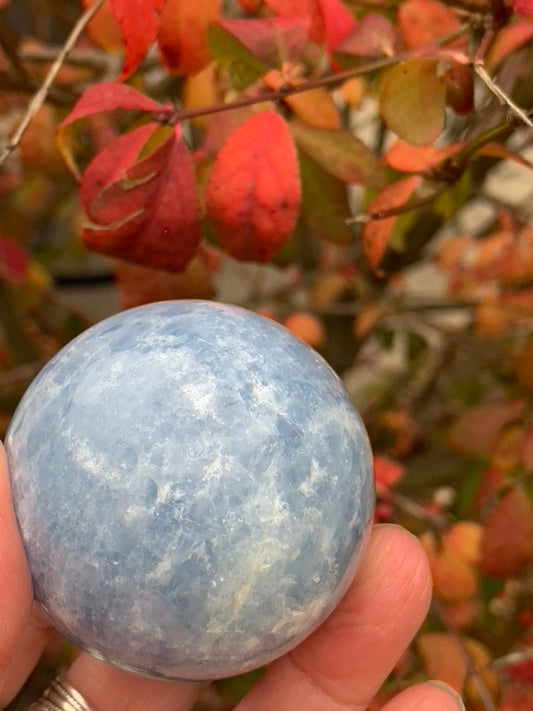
[6,300,374,681]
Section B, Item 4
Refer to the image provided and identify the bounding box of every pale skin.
[0,445,464,711]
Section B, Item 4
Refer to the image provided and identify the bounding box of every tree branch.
[0,0,106,167]
[164,25,470,125]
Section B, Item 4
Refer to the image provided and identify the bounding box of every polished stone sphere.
[6,300,374,681]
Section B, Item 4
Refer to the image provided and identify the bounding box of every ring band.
[28,677,93,711]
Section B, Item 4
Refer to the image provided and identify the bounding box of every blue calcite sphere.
[6,300,374,681]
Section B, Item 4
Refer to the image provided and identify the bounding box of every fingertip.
[380,680,465,711]
[0,439,33,681]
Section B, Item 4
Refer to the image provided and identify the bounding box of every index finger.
[0,442,33,693]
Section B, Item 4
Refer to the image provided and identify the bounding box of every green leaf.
[290,123,388,190]
[207,24,268,90]
[298,150,353,246]
[433,170,471,220]
[379,58,447,146]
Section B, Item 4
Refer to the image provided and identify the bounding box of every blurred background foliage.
[1,1,533,709]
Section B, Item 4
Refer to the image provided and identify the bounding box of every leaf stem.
[0,0,106,167]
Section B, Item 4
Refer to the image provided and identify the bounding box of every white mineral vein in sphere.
[6,300,374,681]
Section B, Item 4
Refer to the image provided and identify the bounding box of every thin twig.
[491,646,533,672]
[348,190,441,225]
[472,26,533,130]
[0,0,106,167]
[474,63,533,129]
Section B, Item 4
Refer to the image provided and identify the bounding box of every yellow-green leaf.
[379,58,447,146]
[290,123,388,190]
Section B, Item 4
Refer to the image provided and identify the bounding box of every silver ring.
[28,677,93,711]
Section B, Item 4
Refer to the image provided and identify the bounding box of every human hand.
[0,444,464,711]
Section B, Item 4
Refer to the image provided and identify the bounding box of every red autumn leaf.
[264,0,356,52]
[109,0,165,80]
[58,82,165,129]
[193,107,254,163]
[374,455,404,492]
[80,123,159,208]
[385,140,463,173]
[398,0,465,49]
[504,658,533,683]
[82,125,201,272]
[499,688,533,711]
[216,16,310,67]
[158,0,220,76]
[448,399,525,458]
[264,0,324,45]
[479,484,533,577]
[513,0,533,16]
[0,237,29,284]
[116,257,214,310]
[479,142,533,170]
[486,20,533,71]
[205,111,301,262]
[362,176,422,275]
[316,0,357,53]
[445,62,474,115]
[336,13,397,57]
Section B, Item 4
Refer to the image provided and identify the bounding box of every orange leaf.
[158,0,220,76]
[182,64,220,128]
[486,19,533,71]
[398,0,465,49]
[109,0,165,80]
[444,522,482,564]
[417,633,468,691]
[431,544,477,602]
[283,312,326,349]
[264,71,340,129]
[385,140,464,173]
[205,111,301,262]
[82,0,124,51]
[362,176,422,275]
[417,633,496,698]
[479,484,533,577]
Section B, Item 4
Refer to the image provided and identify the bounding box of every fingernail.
[425,680,466,710]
